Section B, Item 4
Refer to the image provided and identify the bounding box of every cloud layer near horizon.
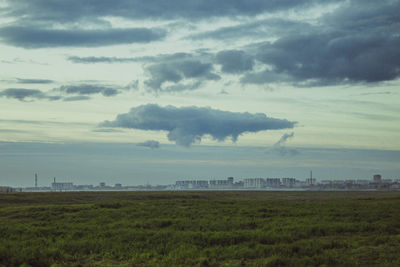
[100,104,296,146]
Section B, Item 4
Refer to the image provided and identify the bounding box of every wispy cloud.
[270,132,299,156]
[0,88,60,101]
[137,140,160,149]
[15,78,54,84]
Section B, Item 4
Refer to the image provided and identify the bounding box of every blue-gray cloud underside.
[3,0,341,23]
[100,104,296,146]
[145,60,219,92]
[63,96,91,102]
[190,18,313,41]
[242,33,400,85]
[0,26,165,48]
[0,84,121,102]
[15,78,54,84]
[0,88,60,101]
[57,85,119,96]
[216,50,254,74]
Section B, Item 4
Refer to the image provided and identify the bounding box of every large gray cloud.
[100,104,296,146]
[241,0,400,85]
[0,88,60,101]
[0,26,165,48]
[246,32,400,85]
[2,0,341,23]
[216,50,254,74]
[144,60,220,93]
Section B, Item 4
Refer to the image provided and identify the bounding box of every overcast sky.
[1,0,399,186]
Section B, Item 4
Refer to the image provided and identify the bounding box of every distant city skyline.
[1,0,399,186]
[1,142,399,187]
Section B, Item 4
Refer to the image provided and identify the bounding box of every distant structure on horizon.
[14,172,400,192]
[51,177,74,191]
[373,174,382,183]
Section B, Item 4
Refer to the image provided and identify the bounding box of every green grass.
[0,191,400,266]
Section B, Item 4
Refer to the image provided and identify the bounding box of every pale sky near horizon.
[0,0,399,186]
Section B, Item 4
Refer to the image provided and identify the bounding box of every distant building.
[51,182,74,190]
[306,170,316,185]
[0,186,15,193]
[51,177,74,191]
[175,180,208,189]
[244,178,265,188]
[99,182,106,187]
[266,178,281,188]
[373,174,382,183]
[306,178,316,185]
[114,183,122,188]
[209,177,234,189]
[282,178,296,187]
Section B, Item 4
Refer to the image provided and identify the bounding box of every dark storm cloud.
[241,0,400,85]
[137,140,160,149]
[216,50,254,74]
[247,32,400,85]
[15,78,54,84]
[57,85,119,97]
[0,88,60,101]
[144,60,220,93]
[0,26,165,48]
[100,104,296,146]
[322,0,400,32]
[3,0,341,23]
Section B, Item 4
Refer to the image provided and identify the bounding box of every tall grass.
[0,191,399,266]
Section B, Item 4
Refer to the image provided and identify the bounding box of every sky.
[0,0,399,187]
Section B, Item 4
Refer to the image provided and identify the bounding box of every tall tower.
[35,173,38,188]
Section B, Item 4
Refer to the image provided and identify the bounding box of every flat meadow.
[0,191,399,266]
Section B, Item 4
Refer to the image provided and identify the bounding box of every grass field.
[0,191,400,266]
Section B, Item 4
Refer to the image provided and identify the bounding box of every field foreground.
[0,191,400,266]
